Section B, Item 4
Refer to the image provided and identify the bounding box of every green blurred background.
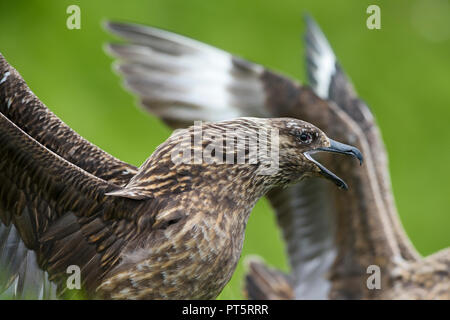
[0,0,449,299]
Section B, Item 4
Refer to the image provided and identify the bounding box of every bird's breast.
[97,206,249,299]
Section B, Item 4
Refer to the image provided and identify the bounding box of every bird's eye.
[299,132,313,144]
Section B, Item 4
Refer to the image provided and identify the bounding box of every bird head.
[268,118,363,189]
[106,117,363,200]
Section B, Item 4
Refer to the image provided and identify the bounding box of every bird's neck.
[121,119,283,201]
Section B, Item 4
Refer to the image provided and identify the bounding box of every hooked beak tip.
[321,139,364,165]
[338,180,349,190]
[356,151,364,166]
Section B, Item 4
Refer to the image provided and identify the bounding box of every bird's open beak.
[304,139,363,190]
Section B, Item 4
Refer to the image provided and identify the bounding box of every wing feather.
[105,21,270,127]
[0,54,137,186]
[0,111,140,298]
[304,15,419,262]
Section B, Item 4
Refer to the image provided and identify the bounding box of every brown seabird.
[0,51,361,299]
[104,16,449,299]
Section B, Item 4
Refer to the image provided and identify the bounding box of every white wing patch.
[271,178,337,299]
[105,22,267,124]
[0,224,57,299]
[305,17,337,99]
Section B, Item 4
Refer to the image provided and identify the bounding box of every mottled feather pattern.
[0,55,137,186]
[0,110,131,297]
[95,118,336,299]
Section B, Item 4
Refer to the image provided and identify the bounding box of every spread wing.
[0,54,138,187]
[105,18,418,299]
[250,17,421,299]
[0,110,149,298]
[0,57,149,299]
[104,21,274,127]
[304,16,419,262]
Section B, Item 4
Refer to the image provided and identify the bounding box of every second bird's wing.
[304,16,419,263]
[104,21,274,127]
[248,17,421,299]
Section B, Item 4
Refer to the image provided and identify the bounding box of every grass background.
[0,0,449,299]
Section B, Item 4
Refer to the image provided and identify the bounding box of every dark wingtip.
[103,20,120,30]
[102,20,119,33]
[303,13,315,27]
[303,13,322,39]
[102,20,138,37]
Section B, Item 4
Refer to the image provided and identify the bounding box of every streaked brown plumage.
[104,17,449,299]
[0,52,361,299]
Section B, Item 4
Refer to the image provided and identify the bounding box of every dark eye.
[299,132,313,144]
